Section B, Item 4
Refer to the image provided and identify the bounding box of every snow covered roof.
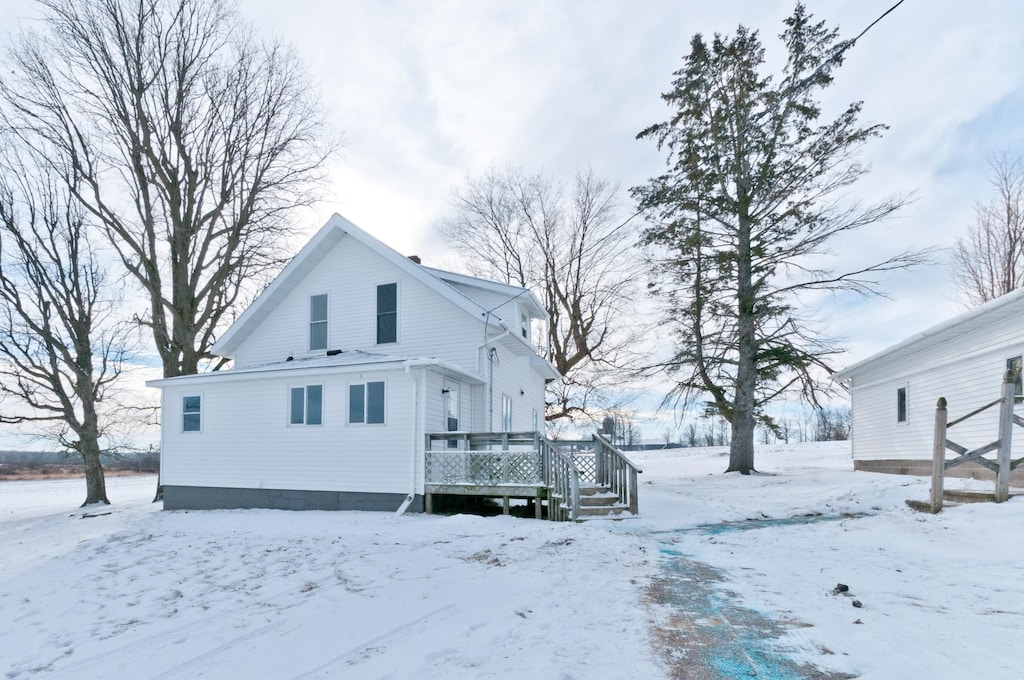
[146,350,485,387]
[834,287,1024,383]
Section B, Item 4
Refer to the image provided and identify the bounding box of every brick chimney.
[408,255,422,264]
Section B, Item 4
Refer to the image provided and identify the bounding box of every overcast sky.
[3,0,1024,445]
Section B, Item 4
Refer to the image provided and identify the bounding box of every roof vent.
[286,356,294,362]
[408,255,422,264]
[326,348,344,356]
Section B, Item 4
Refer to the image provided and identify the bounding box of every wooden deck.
[423,431,642,521]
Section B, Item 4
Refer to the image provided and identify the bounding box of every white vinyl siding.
[231,237,485,370]
[845,308,1024,462]
[158,369,417,494]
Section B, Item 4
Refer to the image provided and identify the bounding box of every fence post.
[996,372,1016,503]
[931,397,947,513]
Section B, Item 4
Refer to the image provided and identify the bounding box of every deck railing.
[422,431,639,520]
[540,437,580,521]
[592,433,642,515]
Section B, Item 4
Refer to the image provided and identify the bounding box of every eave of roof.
[146,350,486,388]
[834,287,1024,382]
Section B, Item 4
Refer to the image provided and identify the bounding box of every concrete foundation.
[163,485,425,512]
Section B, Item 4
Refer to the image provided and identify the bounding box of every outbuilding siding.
[840,295,1024,463]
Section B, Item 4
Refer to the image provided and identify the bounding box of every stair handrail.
[592,433,643,516]
[540,437,580,521]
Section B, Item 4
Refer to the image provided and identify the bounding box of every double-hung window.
[349,381,385,424]
[376,283,397,344]
[309,294,328,351]
[182,395,202,432]
[290,385,323,425]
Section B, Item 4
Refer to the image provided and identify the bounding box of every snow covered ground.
[1,442,1020,679]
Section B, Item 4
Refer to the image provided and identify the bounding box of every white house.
[834,288,1024,482]
[146,214,560,513]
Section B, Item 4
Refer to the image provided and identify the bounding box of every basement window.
[896,386,907,423]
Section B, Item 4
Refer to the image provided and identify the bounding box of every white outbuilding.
[834,288,1024,483]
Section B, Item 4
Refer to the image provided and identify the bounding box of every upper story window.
[182,395,202,432]
[350,381,386,424]
[520,308,529,342]
[377,283,397,344]
[309,294,328,351]
[290,385,323,425]
[896,386,907,423]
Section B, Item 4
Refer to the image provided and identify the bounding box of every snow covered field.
[1,442,1020,679]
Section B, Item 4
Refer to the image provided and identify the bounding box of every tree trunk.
[79,439,110,506]
[727,200,757,474]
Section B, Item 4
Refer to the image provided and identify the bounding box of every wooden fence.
[931,371,1024,512]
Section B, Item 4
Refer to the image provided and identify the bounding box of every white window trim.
[181,393,203,434]
[348,379,387,425]
[289,384,325,427]
[309,293,329,352]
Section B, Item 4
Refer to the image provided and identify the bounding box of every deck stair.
[577,485,633,519]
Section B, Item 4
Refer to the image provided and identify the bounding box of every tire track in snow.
[290,603,458,680]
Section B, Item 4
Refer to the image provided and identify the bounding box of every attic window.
[309,294,328,351]
[520,308,529,340]
[896,386,907,423]
[376,283,397,344]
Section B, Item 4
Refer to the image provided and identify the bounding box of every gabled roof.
[834,287,1024,382]
[423,266,546,319]
[212,214,543,357]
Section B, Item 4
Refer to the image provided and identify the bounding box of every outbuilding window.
[896,386,907,423]
[290,385,323,425]
[376,283,397,344]
[349,381,385,424]
[182,395,202,432]
[1007,356,1022,399]
[309,294,328,351]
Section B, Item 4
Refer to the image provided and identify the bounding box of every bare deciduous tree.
[0,0,333,378]
[0,154,132,506]
[952,153,1024,306]
[438,166,643,422]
